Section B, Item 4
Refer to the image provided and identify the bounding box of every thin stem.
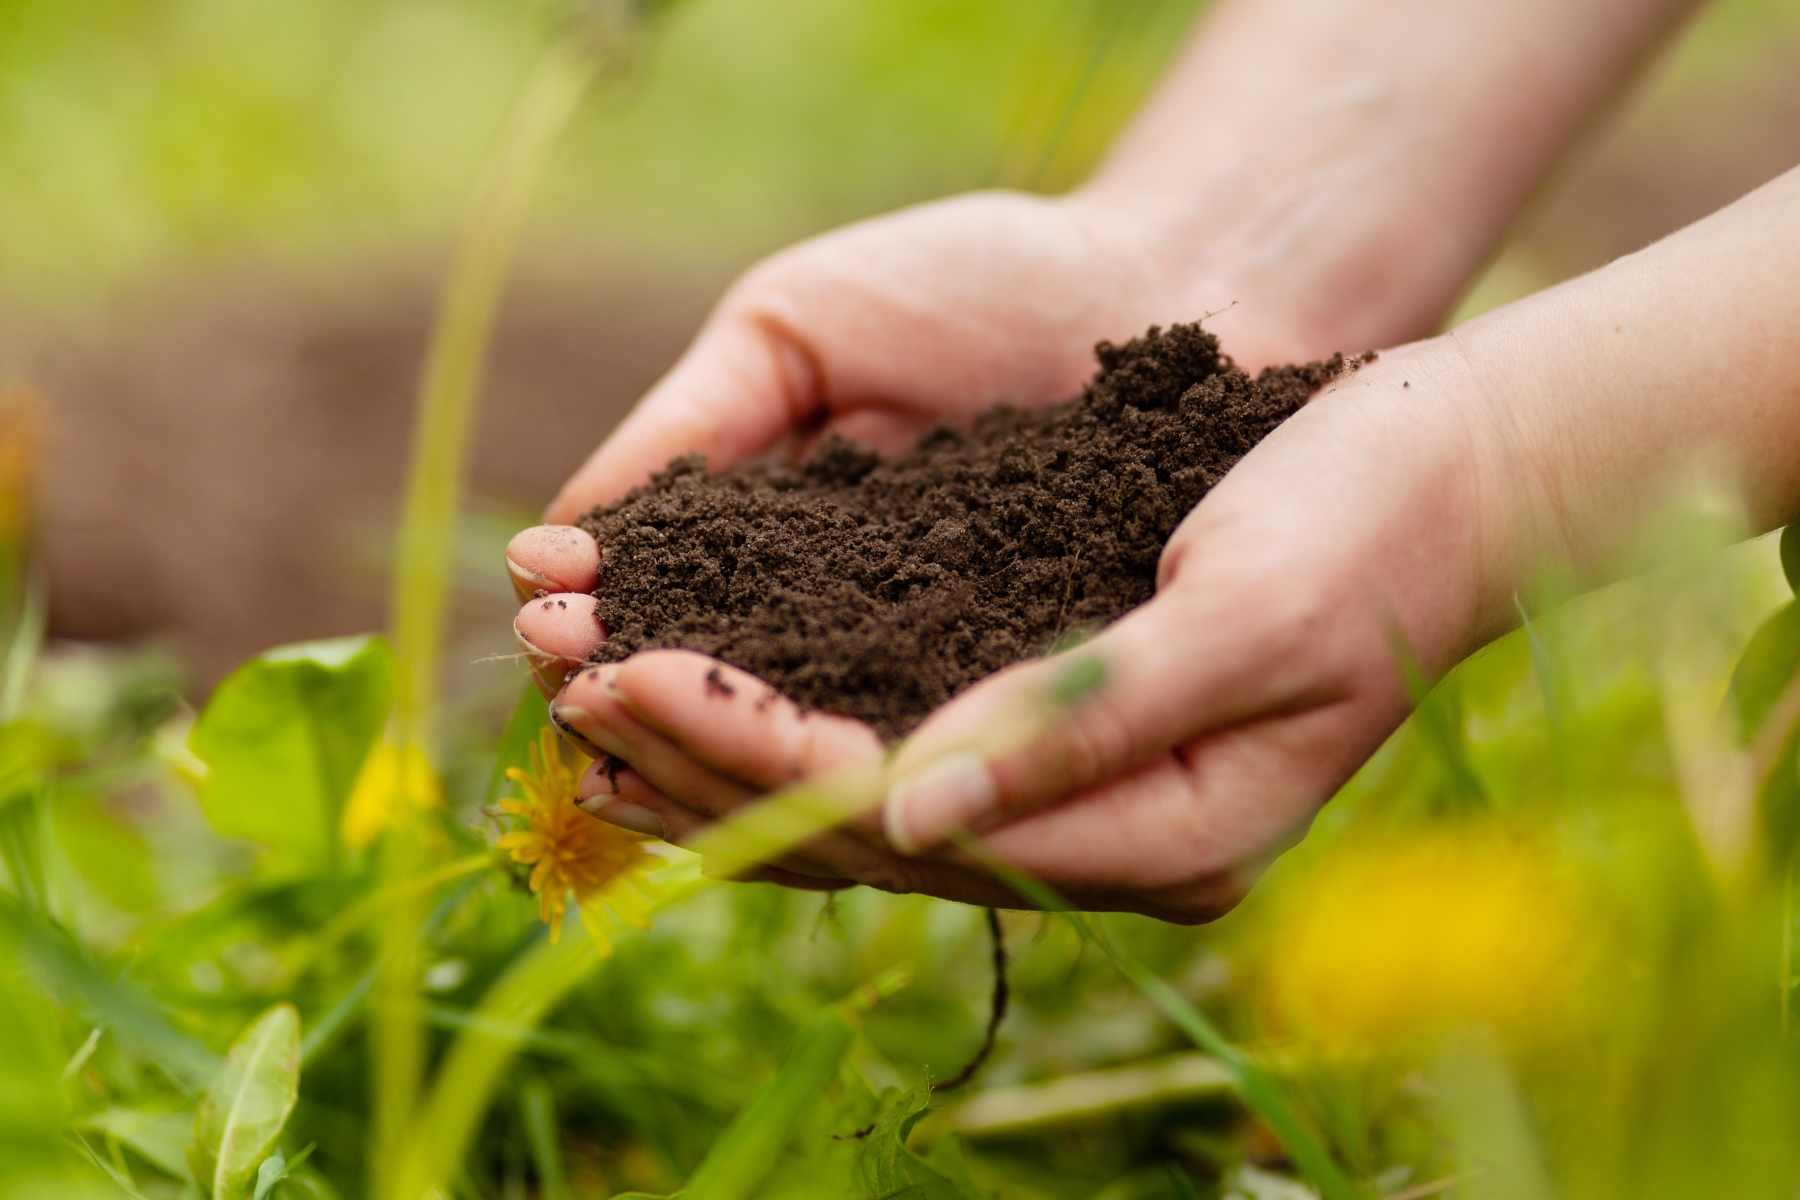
[370,40,596,1199]
[956,839,1368,1200]
[395,922,602,1199]
[933,907,1008,1093]
[943,1051,1235,1139]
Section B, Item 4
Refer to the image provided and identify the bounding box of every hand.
[505,191,1481,916]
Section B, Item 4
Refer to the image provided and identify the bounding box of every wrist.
[1066,149,1477,367]
[1311,336,1527,673]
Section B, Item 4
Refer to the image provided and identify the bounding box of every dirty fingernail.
[552,702,596,729]
[506,554,555,601]
[587,800,665,839]
[883,752,996,855]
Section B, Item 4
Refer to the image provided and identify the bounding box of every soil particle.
[579,323,1347,740]
[703,665,737,699]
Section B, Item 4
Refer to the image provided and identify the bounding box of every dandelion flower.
[1260,824,1588,1056]
[498,728,655,948]
[342,737,443,851]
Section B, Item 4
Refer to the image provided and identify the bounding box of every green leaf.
[189,1004,302,1200]
[855,1083,982,1199]
[1728,600,1800,858]
[189,636,392,872]
[1781,525,1800,594]
[486,680,549,807]
[251,1145,312,1200]
[78,1107,194,1181]
[1729,600,1800,736]
[0,893,217,1087]
[251,1152,290,1200]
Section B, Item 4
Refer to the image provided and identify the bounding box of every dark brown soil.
[579,324,1347,740]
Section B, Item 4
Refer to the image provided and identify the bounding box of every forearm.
[1079,0,1697,353]
[1451,164,1800,635]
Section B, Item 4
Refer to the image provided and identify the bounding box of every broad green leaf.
[189,1004,302,1200]
[51,783,161,913]
[1781,525,1800,594]
[189,636,391,872]
[78,1107,194,1181]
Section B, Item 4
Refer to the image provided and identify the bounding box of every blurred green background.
[5,3,1800,1198]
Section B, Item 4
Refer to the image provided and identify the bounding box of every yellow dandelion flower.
[1259,824,1590,1057]
[498,728,655,949]
[342,737,444,851]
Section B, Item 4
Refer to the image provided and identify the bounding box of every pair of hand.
[507,191,1501,921]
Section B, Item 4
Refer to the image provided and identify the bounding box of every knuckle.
[1038,700,1137,799]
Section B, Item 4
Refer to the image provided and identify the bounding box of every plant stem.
[394,919,602,1198]
[371,39,595,1199]
[959,844,1368,1200]
[942,1051,1236,1139]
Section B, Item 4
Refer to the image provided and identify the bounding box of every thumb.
[545,307,820,524]
[882,586,1293,855]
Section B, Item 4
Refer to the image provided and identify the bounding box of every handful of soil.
[578,323,1346,740]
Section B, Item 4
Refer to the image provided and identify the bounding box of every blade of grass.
[370,36,597,1198]
[954,840,1367,1200]
[518,1077,572,1200]
[682,1006,856,1200]
[394,921,603,1198]
[0,893,217,1089]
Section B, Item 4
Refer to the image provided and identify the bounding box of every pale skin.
[506,0,1800,920]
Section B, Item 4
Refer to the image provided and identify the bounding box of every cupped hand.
[506,191,1495,918]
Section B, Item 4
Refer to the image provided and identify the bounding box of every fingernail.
[883,752,996,855]
[550,704,606,756]
[506,554,554,599]
[551,702,596,732]
[587,800,665,839]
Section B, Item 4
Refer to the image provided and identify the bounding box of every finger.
[515,593,604,697]
[580,761,849,887]
[506,525,600,603]
[555,666,762,814]
[561,663,892,873]
[609,651,884,794]
[883,583,1333,855]
[546,313,818,524]
[564,664,1058,904]
[964,703,1366,912]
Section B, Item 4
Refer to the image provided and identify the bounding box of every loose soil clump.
[578,323,1347,740]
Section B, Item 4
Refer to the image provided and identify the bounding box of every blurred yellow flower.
[499,728,654,948]
[1260,825,1587,1056]
[0,385,40,544]
[341,737,444,851]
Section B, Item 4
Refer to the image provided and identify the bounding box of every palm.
[507,196,1441,917]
